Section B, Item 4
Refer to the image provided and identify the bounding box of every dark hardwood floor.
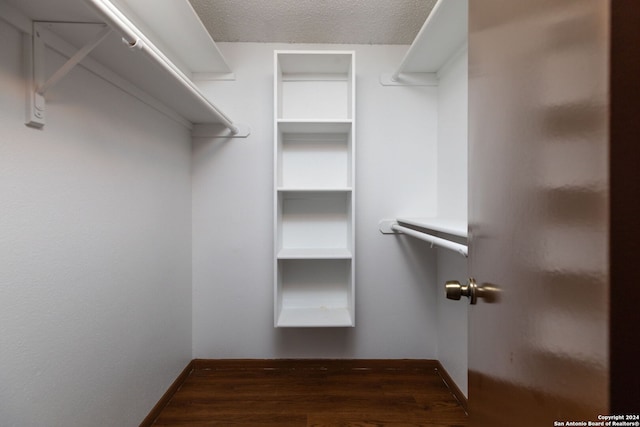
[149,360,468,427]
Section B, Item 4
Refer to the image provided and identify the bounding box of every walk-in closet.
[1,0,635,425]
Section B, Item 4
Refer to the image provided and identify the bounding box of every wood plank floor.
[150,360,468,427]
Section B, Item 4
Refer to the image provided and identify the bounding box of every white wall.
[192,42,441,358]
[437,47,468,222]
[0,21,192,426]
[436,250,469,396]
[435,47,469,396]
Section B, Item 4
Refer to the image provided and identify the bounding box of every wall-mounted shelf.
[2,0,248,134]
[277,191,352,253]
[380,0,468,85]
[277,248,353,260]
[276,258,353,327]
[276,121,352,190]
[107,0,233,79]
[274,51,356,328]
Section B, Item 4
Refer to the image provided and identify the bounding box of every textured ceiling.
[188,0,437,45]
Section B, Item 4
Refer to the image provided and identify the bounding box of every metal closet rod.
[83,0,239,134]
[392,223,468,257]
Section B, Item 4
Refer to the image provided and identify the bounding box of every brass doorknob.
[445,278,478,304]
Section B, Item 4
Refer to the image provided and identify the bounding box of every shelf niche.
[276,52,354,121]
[277,121,353,190]
[276,259,353,328]
[277,191,353,255]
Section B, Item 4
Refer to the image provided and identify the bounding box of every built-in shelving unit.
[274,51,355,327]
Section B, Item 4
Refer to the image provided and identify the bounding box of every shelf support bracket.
[379,219,399,234]
[26,22,112,129]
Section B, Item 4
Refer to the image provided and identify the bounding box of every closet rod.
[391,223,468,257]
[83,0,239,134]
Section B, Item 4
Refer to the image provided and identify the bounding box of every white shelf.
[276,259,353,328]
[277,248,352,259]
[5,0,238,127]
[277,125,352,189]
[396,217,468,238]
[277,307,354,328]
[274,51,355,327]
[108,0,232,76]
[277,120,352,133]
[380,0,467,86]
[277,51,354,74]
[277,191,352,252]
[276,51,354,120]
[278,188,352,192]
[396,0,468,74]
